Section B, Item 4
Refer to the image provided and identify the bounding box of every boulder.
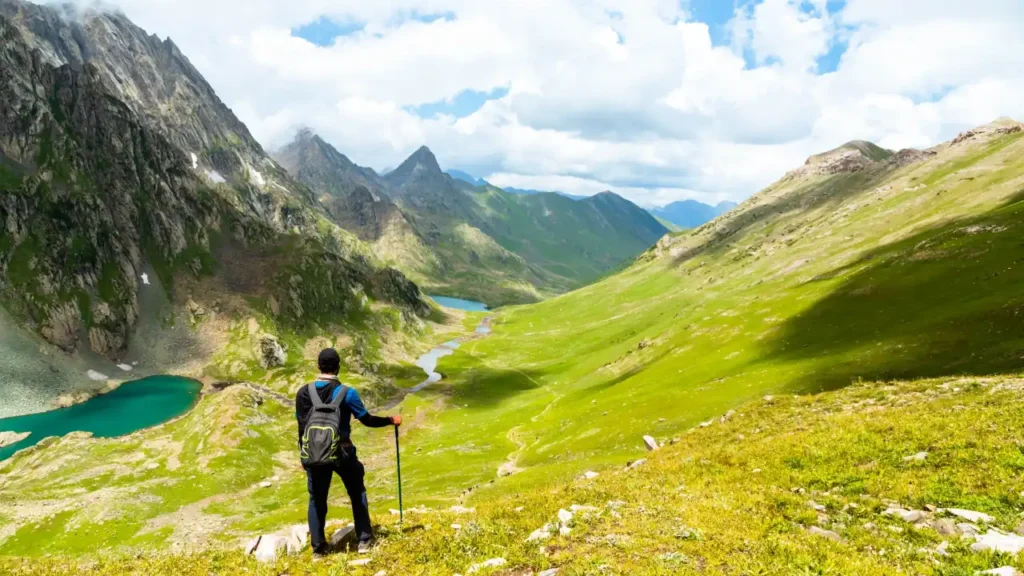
[947,509,995,523]
[286,524,309,554]
[581,471,599,480]
[330,524,355,548]
[643,435,659,451]
[971,530,1024,555]
[252,534,287,563]
[256,334,287,369]
[958,523,980,536]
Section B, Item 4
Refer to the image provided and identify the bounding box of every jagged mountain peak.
[388,145,442,183]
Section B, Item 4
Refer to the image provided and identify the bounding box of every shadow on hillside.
[443,363,546,409]
[760,192,1024,392]
[672,168,897,268]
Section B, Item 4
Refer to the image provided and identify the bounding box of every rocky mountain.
[277,133,668,305]
[0,0,429,412]
[649,199,738,229]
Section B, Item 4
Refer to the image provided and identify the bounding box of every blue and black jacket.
[295,378,391,450]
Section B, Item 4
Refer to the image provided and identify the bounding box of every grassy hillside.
[6,374,1024,574]
[3,120,1024,573]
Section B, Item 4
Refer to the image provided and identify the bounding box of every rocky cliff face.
[0,5,429,361]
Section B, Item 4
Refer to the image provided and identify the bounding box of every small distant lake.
[429,295,489,312]
[0,375,202,461]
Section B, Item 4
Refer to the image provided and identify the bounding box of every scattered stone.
[883,507,925,523]
[658,418,666,422]
[559,526,572,536]
[538,569,560,576]
[144,462,160,470]
[958,523,980,536]
[643,435,660,451]
[258,481,273,489]
[527,528,552,542]
[557,509,574,526]
[752,468,762,473]
[699,420,713,428]
[720,410,736,423]
[675,526,702,541]
[971,530,1024,554]
[979,567,1021,576]
[116,364,132,372]
[808,501,827,512]
[451,524,462,530]
[329,525,355,547]
[935,540,950,556]
[947,509,995,523]
[791,487,806,494]
[932,518,957,536]
[863,522,876,530]
[0,431,31,449]
[809,526,842,542]
[763,395,775,403]
[349,558,372,567]
[888,526,904,534]
[925,504,937,512]
[467,558,507,573]
[1015,520,1024,536]
[374,572,387,576]
[626,459,647,470]
[87,369,109,381]
[581,471,600,480]
[450,506,476,514]
[903,451,928,462]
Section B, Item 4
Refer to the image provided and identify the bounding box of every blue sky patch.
[292,17,365,46]
[410,86,510,119]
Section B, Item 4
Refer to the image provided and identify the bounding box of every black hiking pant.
[304,447,372,553]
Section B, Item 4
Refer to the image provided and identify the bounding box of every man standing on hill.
[295,348,402,556]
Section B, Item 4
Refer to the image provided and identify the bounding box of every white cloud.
[60,0,1024,206]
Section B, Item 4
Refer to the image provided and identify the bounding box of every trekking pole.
[394,424,404,523]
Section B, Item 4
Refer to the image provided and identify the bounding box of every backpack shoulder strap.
[307,382,325,408]
[330,384,349,408]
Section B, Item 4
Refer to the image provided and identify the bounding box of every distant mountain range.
[447,169,737,229]
[275,136,667,305]
[649,200,739,229]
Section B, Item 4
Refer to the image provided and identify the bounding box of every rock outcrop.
[0,430,30,448]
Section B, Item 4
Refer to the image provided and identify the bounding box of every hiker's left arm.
[347,388,400,428]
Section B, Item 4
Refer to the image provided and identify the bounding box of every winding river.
[410,296,492,392]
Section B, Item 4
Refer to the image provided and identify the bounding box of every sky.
[61,0,1024,207]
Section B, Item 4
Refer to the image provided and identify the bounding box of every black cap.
[318,348,341,374]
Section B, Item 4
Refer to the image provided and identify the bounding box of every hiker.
[295,348,402,556]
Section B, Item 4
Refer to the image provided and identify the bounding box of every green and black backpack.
[300,382,350,467]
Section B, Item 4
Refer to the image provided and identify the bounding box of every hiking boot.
[357,539,374,554]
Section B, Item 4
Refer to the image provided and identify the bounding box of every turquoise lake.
[429,295,489,312]
[0,375,202,461]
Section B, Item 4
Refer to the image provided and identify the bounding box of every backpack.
[300,381,350,467]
